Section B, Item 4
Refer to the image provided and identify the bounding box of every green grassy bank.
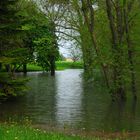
[0,124,90,140]
[56,61,83,70]
[16,61,83,72]
[0,124,139,140]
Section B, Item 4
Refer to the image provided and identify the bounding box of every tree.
[34,22,59,76]
[0,0,28,99]
[68,45,82,62]
[105,0,139,100]
[17,0,59,76]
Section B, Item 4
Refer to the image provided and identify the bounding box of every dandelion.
[71,133,76,136]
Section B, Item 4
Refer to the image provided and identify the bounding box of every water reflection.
[25,72,57,124]
[0,72,57,125]
[55,69,83,126]
[103,99,138,132]
[0,70,140,132]
[80,77,110,131]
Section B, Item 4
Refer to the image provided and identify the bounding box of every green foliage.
[93,0,140,99]
[34,37,58,71]
[0,0,26,99]
[0,73,28,100]
[0,0,41,99]
[0,0,60,99]
[33,22,59,72]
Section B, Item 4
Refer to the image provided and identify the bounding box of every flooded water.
[0,69,140,132]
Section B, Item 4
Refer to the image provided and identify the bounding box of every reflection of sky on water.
[55,69,83,126]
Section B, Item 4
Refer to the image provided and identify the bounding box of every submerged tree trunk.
[23,63,27,74]
[50,57,55,76]
[0,63,2,70]
[5,64,11,73]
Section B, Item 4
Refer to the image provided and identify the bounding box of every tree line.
[39,0,140,101]
[0,0,140,101]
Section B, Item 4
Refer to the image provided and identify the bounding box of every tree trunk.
[105,0,126,100]
[5,64,11,73]
[50,57,55,76]
[123,4,137,99]
[23,64,27,74]
[0,63,2,70]
[81,0,110,88]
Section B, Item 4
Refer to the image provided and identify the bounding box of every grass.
[1,61,83,72]
[25,64,43,71]
[15,61,83,72]
[0,123,139,140]
[0,124,92,140]
[56,61,83,70]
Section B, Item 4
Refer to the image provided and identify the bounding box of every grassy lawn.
[56,61,83,70]
[26,64,43,71]
[15,61,83,72]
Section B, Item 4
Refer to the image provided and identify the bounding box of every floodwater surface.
[0,69,140,132]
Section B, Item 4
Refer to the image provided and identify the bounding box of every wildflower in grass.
[71,133,76,136]
[15,137,18,139]
[6,130,9,133]
[11,124,14,127]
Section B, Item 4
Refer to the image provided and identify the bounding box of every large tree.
[0,0,28,99]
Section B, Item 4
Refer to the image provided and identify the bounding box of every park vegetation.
[0,0,140,139]
[0,0,140,100]
[38,0,140,101]
[0,0,59,99]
